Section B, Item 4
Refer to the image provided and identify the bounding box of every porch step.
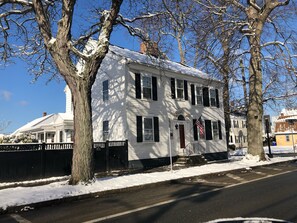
[174,155,208,167]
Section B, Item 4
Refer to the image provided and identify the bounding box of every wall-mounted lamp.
[175,124,179,130]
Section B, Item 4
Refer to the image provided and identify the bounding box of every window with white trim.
[196,86,203,105]
[143,117,154,142]
[212,121,219,140]
[142,75,152,99]
[176,79,184,99]
[210,89,216,107]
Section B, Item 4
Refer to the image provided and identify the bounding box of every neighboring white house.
[66,43,227,168]
[10,86,74,143]
[229,113,248,148]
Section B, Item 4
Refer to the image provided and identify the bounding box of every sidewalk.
[0,154,296,214]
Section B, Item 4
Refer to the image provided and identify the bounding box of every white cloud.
[0,90,12,101]
[18,100,29,106]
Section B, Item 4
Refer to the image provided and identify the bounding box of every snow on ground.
[0,147,296,211]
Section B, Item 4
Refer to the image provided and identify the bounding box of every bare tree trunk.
[177,31,186,65]
[240,59,248,111]
[223,71,231,148]
[247,22,265,160]
[69,81,94,184]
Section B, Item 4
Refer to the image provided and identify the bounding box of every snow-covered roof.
[108,45,211,80]
[280,108,297,116]
[10,113,73,136]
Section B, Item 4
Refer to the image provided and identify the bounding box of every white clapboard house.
[67,43,227,168]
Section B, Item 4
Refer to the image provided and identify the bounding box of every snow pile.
[207,217,291,223]
[0,155,295,211]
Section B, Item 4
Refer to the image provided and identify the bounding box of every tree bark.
[246,12,265,160]
[68,80,94,184]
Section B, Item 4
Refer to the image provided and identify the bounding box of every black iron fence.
[0,140,128,182]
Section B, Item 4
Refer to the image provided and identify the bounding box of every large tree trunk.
[247,22,265,160]
[69,81,94,184]
[223,71,231,148]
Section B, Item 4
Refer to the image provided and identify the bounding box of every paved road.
[1,161,297,223]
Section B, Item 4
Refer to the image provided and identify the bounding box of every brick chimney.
[140,42,160,58]
[43,112,47,117]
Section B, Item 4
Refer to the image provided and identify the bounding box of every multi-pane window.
[176,79,184,99]
[210,89,216,107]
[142,76,152,99]
[143,117,154,142]
[103,121,109,141]
[212,121,219,140]
[196,86,203,105]
[102,80,109,101]
[286,135,290,142]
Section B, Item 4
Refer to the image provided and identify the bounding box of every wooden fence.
[0,140,128,182]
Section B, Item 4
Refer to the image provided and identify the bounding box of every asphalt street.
[0,161,297,223]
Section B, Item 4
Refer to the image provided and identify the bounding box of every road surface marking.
[10,214,32,223]
[226,173,246,182]
[253,171,267,176]
[82,169,297,223]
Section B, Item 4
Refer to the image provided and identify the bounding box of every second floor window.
[176,79,184,99]
[142,76,152,99]
[196,86,203,105]
[210,89,217,107]
[102,80,109,101]
[135,73,158,101]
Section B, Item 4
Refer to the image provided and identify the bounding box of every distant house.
[274,108,297,146]
[10,87,74,143]
[66,43,227,168]
[229,113,247,148]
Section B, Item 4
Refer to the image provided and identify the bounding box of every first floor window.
[212,121,219,140]
[103,121,109,141]
[143,117,154,141]
[59,131,63,143]
[136,116,159,142]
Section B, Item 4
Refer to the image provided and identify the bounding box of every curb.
[1,158,296,215]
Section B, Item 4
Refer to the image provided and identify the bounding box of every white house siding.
[92,52,128,142]
[126,63,227,164]
[229,114,248,148]
[90,45,227,168]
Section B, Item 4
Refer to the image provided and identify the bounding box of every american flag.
[196,116,205,138]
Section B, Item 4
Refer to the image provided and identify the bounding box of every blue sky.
[0,27,139,134]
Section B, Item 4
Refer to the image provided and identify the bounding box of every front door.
[179,124,185,148]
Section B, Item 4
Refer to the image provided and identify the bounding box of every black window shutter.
[152,76,158,101]
[218,120,222,140]
[136,116,143,142]
[205,120,212,140]
[215,89,220,108]
[154,117,160,142]
[203,87,210,107]
[184,80,188,100]
[193,119,198,141]
[135,73,141,99]
[191,84,195,105]
[171,78,176,99]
